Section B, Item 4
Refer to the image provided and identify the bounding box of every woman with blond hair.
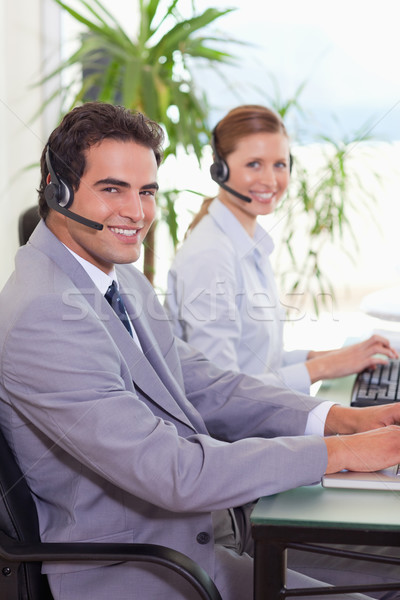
[166,105,396,393]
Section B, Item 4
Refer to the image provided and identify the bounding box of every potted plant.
[39,0,240,283]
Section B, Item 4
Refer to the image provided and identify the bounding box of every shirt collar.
[63,246,117,295]
[209,197,275,259]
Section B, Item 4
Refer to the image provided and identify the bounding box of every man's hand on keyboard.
[325,402,400,436]
[324,425,400,475]
[305,334,399,383]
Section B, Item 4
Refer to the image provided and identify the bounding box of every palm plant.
[40,0,239,282]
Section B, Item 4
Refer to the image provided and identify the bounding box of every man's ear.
[46,173,51,184]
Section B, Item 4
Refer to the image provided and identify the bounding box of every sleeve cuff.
[277,361,311,394]
[304,401,335,436]
[282,349,310,366]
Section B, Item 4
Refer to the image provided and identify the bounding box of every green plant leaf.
[38,0,242,284]
[151,8,235,59]
[121,58,142,109]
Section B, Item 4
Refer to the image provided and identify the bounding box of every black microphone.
[209,163,252,203]
[214,179,252,204]
[44,148,104,231]
[44,189,104,231]
[210,131,252,203]
[209,128,293,205]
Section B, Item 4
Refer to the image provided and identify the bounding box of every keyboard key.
[351,359,400,406]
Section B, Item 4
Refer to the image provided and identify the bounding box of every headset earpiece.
[209,122,293,204]
[211,128,293,182]
[43,146,103,230]
[44,147,74,209]
[44,178,73,209]
[210,129,230,184]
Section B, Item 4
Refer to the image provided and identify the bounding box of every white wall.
[0,0,60,288]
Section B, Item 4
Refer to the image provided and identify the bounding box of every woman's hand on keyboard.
[305,334,399,383]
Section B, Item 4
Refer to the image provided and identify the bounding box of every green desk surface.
[251,484,400,531]
[252,357,400,533]
[316,374,356,406]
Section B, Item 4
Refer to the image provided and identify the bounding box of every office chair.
[18,206,41,246]
[0,425,222,600]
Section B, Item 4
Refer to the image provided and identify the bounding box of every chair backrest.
[0,426,53,599]
[18,206,41,246]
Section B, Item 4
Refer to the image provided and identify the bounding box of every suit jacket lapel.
[29,222,202,432]
[119,288,208,434]
[103,307,199,431]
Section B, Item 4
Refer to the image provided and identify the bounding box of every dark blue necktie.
[105,281,133,337]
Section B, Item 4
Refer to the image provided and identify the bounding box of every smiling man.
[1,102,400,600]
[51,137,159,265]
[40,112,160,270]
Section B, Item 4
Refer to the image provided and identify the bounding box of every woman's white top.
[165,198,311,393]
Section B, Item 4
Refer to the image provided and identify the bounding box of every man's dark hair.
[38,102,165,219]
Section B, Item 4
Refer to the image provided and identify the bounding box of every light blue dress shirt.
[166,198,311,394]
[64,246,142,350]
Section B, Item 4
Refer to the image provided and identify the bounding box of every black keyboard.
[351,359,400,406]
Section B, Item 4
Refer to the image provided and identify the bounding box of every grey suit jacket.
[0,221,327,598]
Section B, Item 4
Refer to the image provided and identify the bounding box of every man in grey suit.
[0,102,400,600]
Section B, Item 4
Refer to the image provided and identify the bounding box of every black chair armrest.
[0,531,221,600]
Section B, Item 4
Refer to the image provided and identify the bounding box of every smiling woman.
[164,105,398,395]
[213,131,291,236]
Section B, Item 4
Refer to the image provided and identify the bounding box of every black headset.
[44,147,74,209]
[209,128,293,204]
[209,130,230,184]
[44,147,103,230]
